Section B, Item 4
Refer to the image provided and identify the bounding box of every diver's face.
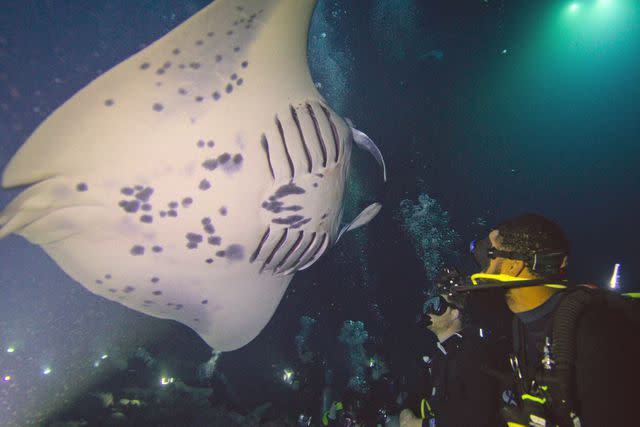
[426,295,458,334]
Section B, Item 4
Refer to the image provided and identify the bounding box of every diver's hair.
[494,213,569,278]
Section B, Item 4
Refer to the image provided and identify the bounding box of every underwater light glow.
[609,263,620,289]
[2,375,11,382]
[160,376,175,386]
[281,368,296,385]
[6,347,15,353]
[570,2,580,12]
[101,354,108,360]
[42,367,52,375]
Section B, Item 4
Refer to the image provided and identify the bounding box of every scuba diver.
[462,213,640,426]
[400,268,503,427]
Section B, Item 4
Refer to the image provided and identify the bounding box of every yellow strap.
[470,273,566,288]
[507,423,527,427]
[420,398,433,419]
[522,393,547,405]
[623,292,640,298]
[335,401,343,410]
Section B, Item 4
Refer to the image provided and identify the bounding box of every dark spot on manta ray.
[105,274,112,279]
[286,205,303,211]
[152,290,162,296]
[195,39,203,46]
[142,203,152,212]
[225,244,245,261]
[76,182,88,192]
[313,183,319,188]
[163,61,171,68]
[140,62,150,70]
[207,140,214,147]
[123,286,135,293]
[159,211,166,217]
[135,187,154,202]
[169,201,178,209]
[152,103,164,112]
[215,54,223,63]
[234,46,240,53]
[197,139,204,147]
[172,48,181,55]
[216,250,226,257]
[186,233,203,243]
[131,245,145,256]
[187,242,197,249]
[204,224,215,234]
[119,200,140,213]
[272,215,304,225]
[206,258,214,264]
[316,173,324,178]
[236,78,243,86]
[202,159,218,171]
[212,91,221,101]
[218,153,230,164]
[189,62,201,69]
[152,245,163,253]
[167,303,174,306]
[168,210,177,217]
[241,61,248,68]
[195,96,204,102]
[219,207,227,216]
[201,299,208,304]
[274,183,305,199]
[135,185,143,191]
[194,318,200,322]
[199,179,211,191]
[321,213,328,219]
[156,68,165,75]
[182,197,193,207]
[291,218,312,229]
[140,215,153,224]
[179,88,188,96]
[104,99,114,107]
[109,288,117,293]
[207,31,214,37]
[121,187,134,196]
[225,84,233,94]
[143,300,153,305]
[233,154,243,164]
[202,217,211,225]
[227,30,233,36]
[151,277,159,283]
[175,304,183,310]
[208,236,221,246]
[230,73,237,81]
[96,279,103,285]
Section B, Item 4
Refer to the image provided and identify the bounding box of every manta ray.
[0,0,386,351]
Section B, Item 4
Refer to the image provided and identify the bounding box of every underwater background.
[1,0,638,425]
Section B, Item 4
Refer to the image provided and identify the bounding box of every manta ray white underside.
[0,0,385,351]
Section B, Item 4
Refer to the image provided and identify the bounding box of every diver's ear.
[450,307,461,321]
[335,202,382,243]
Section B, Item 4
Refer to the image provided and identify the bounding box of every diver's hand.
[399,409,423,427]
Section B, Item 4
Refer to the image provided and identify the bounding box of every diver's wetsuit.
[513,290,640,426]
[408,327,502,427]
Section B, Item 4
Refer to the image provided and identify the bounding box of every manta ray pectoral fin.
[336,202,382,243]
[348,121,387,182]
